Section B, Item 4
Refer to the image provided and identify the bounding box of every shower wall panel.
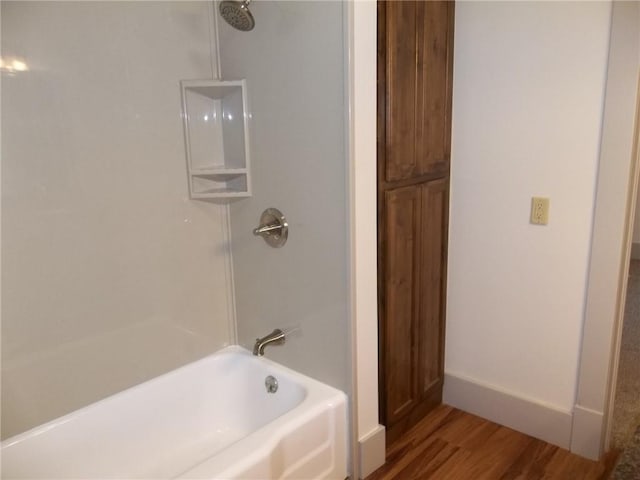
[219,1,350,393]
[1,2,234,438]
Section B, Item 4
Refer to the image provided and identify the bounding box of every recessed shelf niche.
[180,79,251,199]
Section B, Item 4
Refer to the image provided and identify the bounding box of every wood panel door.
[382,185,422,426]
[381,0,453,184]
[380,181,449,442]
[378,0,454,445]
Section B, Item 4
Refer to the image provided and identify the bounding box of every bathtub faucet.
[253,328,286,356]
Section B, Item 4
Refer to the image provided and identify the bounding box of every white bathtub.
[0,346,348,479]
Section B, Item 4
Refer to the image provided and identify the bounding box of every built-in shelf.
[180,79,251,199]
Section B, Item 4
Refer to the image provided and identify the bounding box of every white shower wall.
[218,1,350,394]
[1,2,235,438]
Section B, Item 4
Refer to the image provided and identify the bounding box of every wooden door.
[381,1,452,185]
[378,0,454,445]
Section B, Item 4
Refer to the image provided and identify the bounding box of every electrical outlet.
[531,197,549,225]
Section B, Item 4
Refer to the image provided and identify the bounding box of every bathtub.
[0,346,348,479]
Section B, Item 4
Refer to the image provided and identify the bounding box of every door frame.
[348,1,386,478]
[603,76,640,452]
[571,1,640,460]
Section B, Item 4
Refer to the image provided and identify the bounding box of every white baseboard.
[443,372,573,449]
[570,405,604,460]
[632,242,640,260]
[358,424,385,479]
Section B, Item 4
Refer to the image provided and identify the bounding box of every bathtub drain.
[265,375,278,393]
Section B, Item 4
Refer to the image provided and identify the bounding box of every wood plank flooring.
[366,405,619,480]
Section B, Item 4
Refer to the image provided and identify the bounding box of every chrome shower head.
[219,0,255,32]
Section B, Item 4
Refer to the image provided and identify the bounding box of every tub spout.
[253,329,285,356]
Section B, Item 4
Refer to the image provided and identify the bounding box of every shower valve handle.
[252,208,288,248]
[253,224,283,236]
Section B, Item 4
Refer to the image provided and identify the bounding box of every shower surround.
[1,1,236,438]
[1,2,352,475]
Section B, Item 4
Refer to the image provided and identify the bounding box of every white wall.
[446,0,611,413]
[218,2,351,393]
[1,2,234,438]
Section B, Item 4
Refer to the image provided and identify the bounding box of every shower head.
[219,0,255,32]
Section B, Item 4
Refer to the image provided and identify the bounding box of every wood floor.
[366,405,619,480]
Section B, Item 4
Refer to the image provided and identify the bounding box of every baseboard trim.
[358,424,386,479]
[443,372,573,449]
[570,405,604,460]
[631,242,640,260]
